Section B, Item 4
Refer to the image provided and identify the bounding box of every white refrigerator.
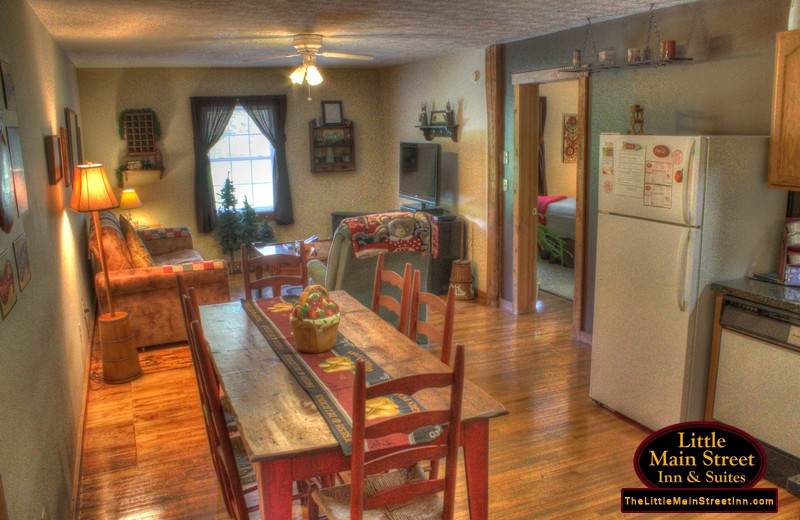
[589,134,787,431]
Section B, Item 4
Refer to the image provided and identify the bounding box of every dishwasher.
[712,294,800,460]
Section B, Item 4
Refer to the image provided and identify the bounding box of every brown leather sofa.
[89,211,230,348]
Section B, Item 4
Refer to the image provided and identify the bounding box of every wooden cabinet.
[309,121,355,173]
[769,29,800,189]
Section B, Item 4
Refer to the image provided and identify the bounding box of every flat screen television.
[399,142,440,208]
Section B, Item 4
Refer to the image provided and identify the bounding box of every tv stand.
[400,203,448,216]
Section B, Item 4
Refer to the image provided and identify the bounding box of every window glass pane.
[252,183,274,209]
[236,184,255,206]
[208,105,275,211]
[210,161,231,186]
[229,161,251,185]
[249,134,271,157]
[228,135,250,158]
[209,137,229,159]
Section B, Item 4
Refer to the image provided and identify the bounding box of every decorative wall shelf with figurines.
[118,108,164,186]
[416,101,458,142]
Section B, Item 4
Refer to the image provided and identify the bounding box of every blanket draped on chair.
[343,212,438,259]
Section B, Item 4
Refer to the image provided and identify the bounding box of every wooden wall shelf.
[416,125,458,142]
[309,121,355,173]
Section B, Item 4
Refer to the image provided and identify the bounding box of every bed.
[538,196,576,267]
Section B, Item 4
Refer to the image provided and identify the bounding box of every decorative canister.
[449,259,475,300]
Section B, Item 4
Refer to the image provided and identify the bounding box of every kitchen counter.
[711,277,800,312]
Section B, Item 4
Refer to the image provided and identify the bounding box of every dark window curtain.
[240,95,294,225]
[538,96,548,196]
[190,97,237,233]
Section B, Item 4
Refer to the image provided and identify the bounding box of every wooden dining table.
[199,291,507,520]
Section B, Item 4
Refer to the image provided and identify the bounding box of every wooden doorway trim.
[512,83,540,313]
[485,44,505,306]
[509,69,589,336]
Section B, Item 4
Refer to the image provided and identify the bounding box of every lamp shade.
[69,163,119,213]
[289,64,306,85]
[305,65,323,86]
[118,189,142,210]
[289,54,323,85]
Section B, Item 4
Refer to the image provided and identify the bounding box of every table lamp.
[70,163,142,383]
[118,188,142,228]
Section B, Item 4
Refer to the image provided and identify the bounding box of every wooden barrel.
[99,312,143,384]
[449,259,475,300]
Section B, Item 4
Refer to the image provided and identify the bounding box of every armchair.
[308,214,433,309]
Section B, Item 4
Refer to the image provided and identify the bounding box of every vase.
[326,147,335,163]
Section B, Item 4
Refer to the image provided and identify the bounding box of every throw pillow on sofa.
[126,227,155,268]
[89,213,135,271]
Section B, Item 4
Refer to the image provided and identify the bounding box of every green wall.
[503,0,789,330]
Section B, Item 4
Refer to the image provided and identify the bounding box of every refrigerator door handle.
[678,229,692,312]
[682,140,696,226]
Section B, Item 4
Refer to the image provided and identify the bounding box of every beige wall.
[0,0,94,517]
[540,80,578,198]
[78,67,395,261]
[381,49,488,290]
[78,50,490,291]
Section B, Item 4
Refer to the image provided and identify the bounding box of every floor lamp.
[70,163,142,383]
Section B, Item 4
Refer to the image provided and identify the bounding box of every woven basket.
[290,285,340,353]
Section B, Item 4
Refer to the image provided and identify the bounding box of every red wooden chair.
[310,344,466,520]
[241,244,303,299]
[370,253,413,334]
[408,269,456,366]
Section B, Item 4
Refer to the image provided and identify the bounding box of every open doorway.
[537,80,579,300]
[499,70,588,339]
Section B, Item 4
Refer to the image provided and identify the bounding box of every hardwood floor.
[76,275,800,519]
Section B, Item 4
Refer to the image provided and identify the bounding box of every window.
[209,105,275,211]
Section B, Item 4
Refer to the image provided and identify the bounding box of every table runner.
[241,297,437,455]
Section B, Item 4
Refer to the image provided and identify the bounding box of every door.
[590,212,700,431]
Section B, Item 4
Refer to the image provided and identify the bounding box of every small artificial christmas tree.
[240,196,260,255]
[257,217,275,244]
[215,176,242,272]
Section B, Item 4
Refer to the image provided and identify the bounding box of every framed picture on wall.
[0,248,17,319]
[562,114,578,164]
[321,100,343,126]
[59,127,71,187]
[44,135,62,185]
[0,61,16,111]
[6,126,28,216]
[65,108,82,180]
[13,232,30,292]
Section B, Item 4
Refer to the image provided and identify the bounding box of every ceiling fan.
[244,34,374,85]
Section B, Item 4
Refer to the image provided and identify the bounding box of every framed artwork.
[321,100,343,125]
[0,125,15,234]
[0,248,17,319]
[429,110,448,126]
[562,114,579,164]
[13,233,29,292]
[0,61,16,111]
[59,127,71,186]
[6,127,28,216]
[65,108,82,179]
[44,135,62,185]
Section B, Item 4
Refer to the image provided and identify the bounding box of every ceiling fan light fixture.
[289,64,306,84]
[305,65,323,85]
